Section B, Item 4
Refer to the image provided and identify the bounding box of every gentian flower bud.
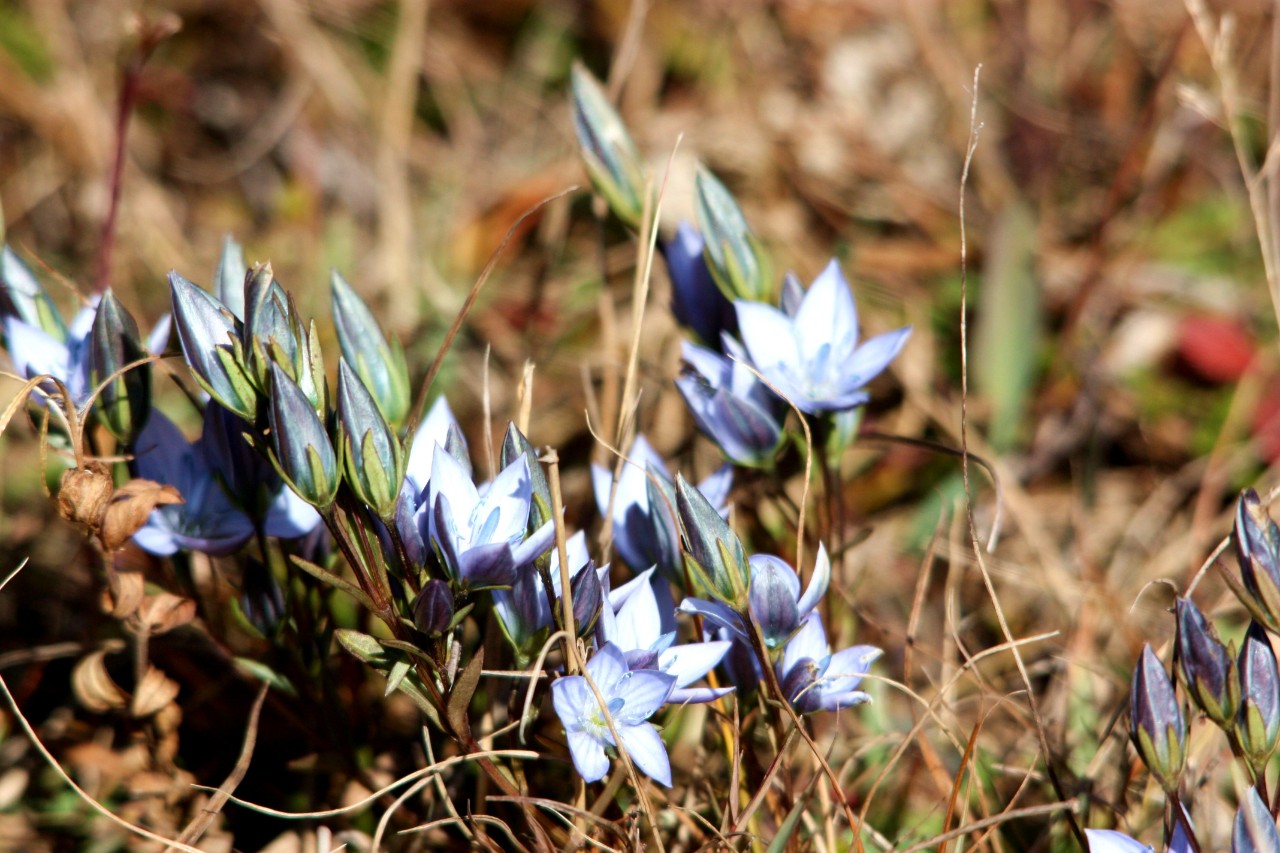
[331,270,410,428]
[500,422,552,529]
[240,558,286,638]
[676,338,784,468]
[88,290,150,444]
[337,359,405,520]
[169,270,259,421]
[569,63,649,229]
[1175,597,1238,728]
[214,235,247,320]
[1130,643,1186,794]
[413,579,454,636]
[1233,786,1280,853]
[1236,489,1280,632]
[694,166,773,304]
[267,363,339,509]
[676,472,749,606]
[568,562,603,637]
[1237,621,1280,772]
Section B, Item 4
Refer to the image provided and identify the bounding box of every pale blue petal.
[816,690,872,712]
[614,669,676,722]
[842,326,912,386]
[1083,829,1154,853]
[617,722,671,787]
[668,685,735,705]
[511,519,556,568]
[736,302,800,380]
[795,543,831,619]
[612,579,662,652]
[4,317,69,382]
[263,486,322,538]
[146,314,172,355]
[566,730,610,783]
[608,566,656,611]
[781,613,829,677]
[658,640,731,688]
[585,643,629,693]
[551,674,592,728]
[794,259,858,366]
[677,597,746,639]
[428,445,479,539]
[132,522,180,556]
[697,464,733,514]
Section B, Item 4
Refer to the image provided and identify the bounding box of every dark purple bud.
[568,561,602,637]
[337,359,404,520]
[1233,786,1280,853]
[240,558,286,637]
[1130,643,1186,793]
[665,222,738,347]
[1237,621,1280,771]
[413,579,454,636]
[1236,489,1280,632]
[1176,597,1238,728]
[267,363,339,509]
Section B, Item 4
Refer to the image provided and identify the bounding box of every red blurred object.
[1175,315,1256,384]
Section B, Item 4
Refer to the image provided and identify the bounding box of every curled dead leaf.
[100,479,182,551]
[133,592,196,635]
[71,650,128,713]
[131,666,180,718]
[102,558,146,619]
[57,463,114,529]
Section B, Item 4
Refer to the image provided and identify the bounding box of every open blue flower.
[676,337,784,468]
[423,445,555,590]
[736,259,911,414]
[551,643,675,785]
[777,612,880,713]
[492,530,596,652]
[599,567,732,705]
[592,434,731,579]
[131,409,318,556]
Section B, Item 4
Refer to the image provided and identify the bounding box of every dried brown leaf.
[134,592,196,635]
[71,650,128,713]
[131,665,180,718]
[102,559,145,619]
[100,479,182,551]
[57,463,114,529]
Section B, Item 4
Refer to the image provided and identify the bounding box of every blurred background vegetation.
[0,0,1277,849]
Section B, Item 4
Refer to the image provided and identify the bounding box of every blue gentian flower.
[665,221,737,347]
[423,444,555,590]
[492,530,596,653]
[131,409,318,556]
[1085,819,1193,853]
[591,434,731,578]
[551,642,676,785]
[735,259,911,414]
[776,612,880,713]
[676,337,784,468]
[678,545,831,649]
[1235,786,1280,853]
[600,567,732,705]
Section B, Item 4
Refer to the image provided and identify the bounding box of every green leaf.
[291,555,377,611]
[335,628,390,665]
[233,657,297,697]
[385,658,411,697]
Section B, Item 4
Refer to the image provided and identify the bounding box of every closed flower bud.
[1176,597,1238,728]
[1130,643,1186,794]
[570,63,649,229]
[169,271,259,421]
[568,562,602,637]
[1236,489,1280,632]
[413,579,454,636]
[213,235,247,321]
[331,271,410,429]
[267,363,338,509]
[694,166,773,304]
[337,359,404,519]
[1237,621,1280,772]
[244,263,297,384]
[676,472,749,607]
[88,290,150,444]
[500,423,552,529]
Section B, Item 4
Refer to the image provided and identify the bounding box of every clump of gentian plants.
[1106,489,1280,852]
[0,62,913,848]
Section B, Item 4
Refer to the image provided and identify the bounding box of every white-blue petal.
[613,669,676,722]
[658,640,731,688]
[617,722,672,787]
[566,729,610,783]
